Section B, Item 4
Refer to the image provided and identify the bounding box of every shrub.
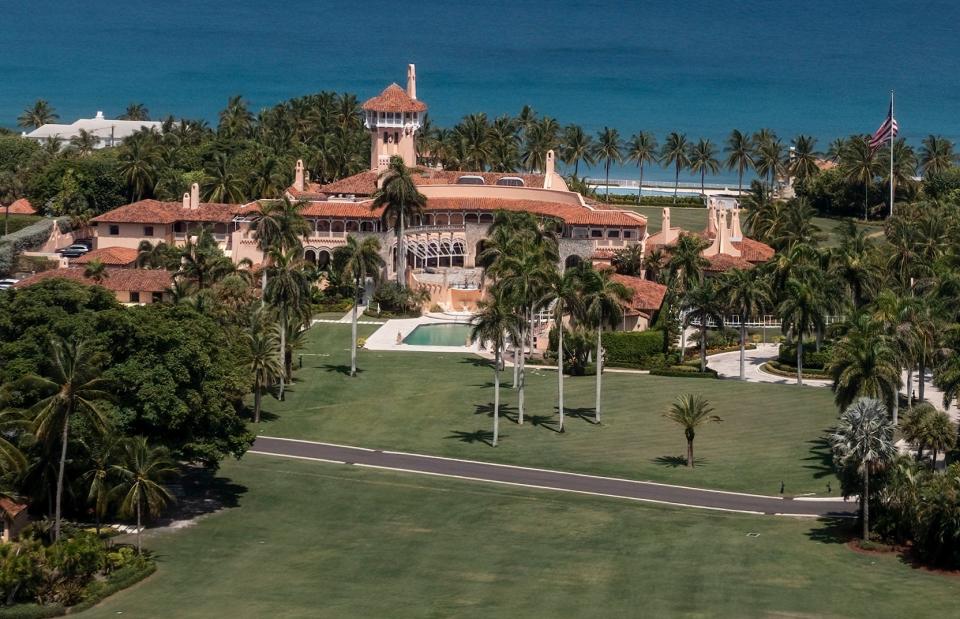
[373,282,428,314]
[600,330,667,369]
[650,365,718,378]
[597,194,705,208]
[429,303,443,312]
[0,218,57,275]
[778,342,833,369]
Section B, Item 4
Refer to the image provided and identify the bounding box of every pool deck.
[364,313,481,354]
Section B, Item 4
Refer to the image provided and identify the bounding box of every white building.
[22,111,162,148]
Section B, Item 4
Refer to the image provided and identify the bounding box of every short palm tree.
[591,127,623,199]
[244,310,282,423]
[790,135,820,183]
[371,156,427,286]
[470,294,522,447]
[829,397,896,540]
[663,394,722,467]
[111,437,177,553]
[579,266,630,423]
[778,275,828,385]
[719,268,772,379]
[83,258,109,284]
[661,132,691,203]
[119,103,150,121]
[17,99,58,129]
[265,248,313,400]
[81,434,120,535]
[25,337,112,541]
[625,131,658,200]
[689,138,720,197]
[69,129,100,156]
[681,279,725,372]
[333,235,385,377]
[135,240,171,269]
[561,124,595,177]
[828,314,901,419]
[919,134,956,177]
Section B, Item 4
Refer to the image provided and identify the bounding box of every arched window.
[360,221,374,232]
[317,250,331,270]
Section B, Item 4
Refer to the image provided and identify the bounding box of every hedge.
[649,365,718,378]
[763,360,831,380]
[601,330,667,369]
[596,194,706,208]
[778,343,833,369]
[0,217,69,276]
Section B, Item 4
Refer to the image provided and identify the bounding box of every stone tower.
[362,64,427,172]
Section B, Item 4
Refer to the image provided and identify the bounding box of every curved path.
[251,436,855,518]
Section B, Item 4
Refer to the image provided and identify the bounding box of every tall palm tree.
[244,309,282,423]
[579,266,630,423]
[81,434,120,535]
[720,268,772,379]
[663,394,722,467]
[682,279,726,372]
[840,136,880,220]
[829,397,896,540]
[333,235,385,377]
[119,103,150,121]
[218,95,254,139]
[918,134,956,177]
[25,337,112,541]
[111,437,177,553]
[543,267,581,433]
[17,99,58,129]
[829,313,901,419]
[689,138,720,197]
[371,156,427,287]
[754,138,786,193]
[778,274,828,385]
[469,294,522,447]
[561,124,595,177]
[591,127,623,199]
[250,197,310,298]
[265,248,313,400]
[724,130,755,196]
[625,131,658,200]
[790,135,820,183]
[666,233,709,292]
[118,139,160,201]
[83,258,108,284]
[661,132,691,203]
[202,153,247,203]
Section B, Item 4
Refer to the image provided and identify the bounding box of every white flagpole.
[889,90,895,218]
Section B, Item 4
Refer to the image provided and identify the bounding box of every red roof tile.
[420,198,645,227]
[73,246,139,266]
[362,83,428,113]
[317,169,549,197]
[704,253,756,272]
[91,200,250,225]
[0,497,27,517]
[318,172,379,196]
[14,268,172,292]
[733,237,775,262]
[6,198,36,215]
[610,274,668,313]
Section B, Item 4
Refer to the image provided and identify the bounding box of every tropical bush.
[597,194,705,207]
[0,218,55,275]
[778,342,834,369]
[370,282,427,316]
[600,330,667,368]
[650,365,718,378]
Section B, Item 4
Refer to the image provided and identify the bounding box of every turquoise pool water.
[403,323,472,346]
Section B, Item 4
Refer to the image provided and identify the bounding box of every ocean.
[3,0,958,183]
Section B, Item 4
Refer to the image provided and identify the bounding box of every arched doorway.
[564,254,582,270]
[317,250,331,270]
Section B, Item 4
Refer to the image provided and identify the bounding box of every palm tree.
[920,409,956,466]
[829,397,896,540]
[371,156,427,287]
[333,235,385,377]
[202,153,247,203]
[724,130,755,196]
[17,99,58,129]
[118,139,159,201]
[611,244,644,276]
[666,233,709,292]
[840,136,880,220]
[591,127,623,199]
[81,434,120,535]
[663,394,722,467]
[176,229,234,290]
[919,135,956,177]
[689,138,720,197]
[244,311,282,423]
[681,279,725,372]
[111,437,177,553]
[661,132,691,203]
[543,267,581,433]
[790,135,820,183]
[579,266,630,423]
[83,258,108,284]
[828,314,901,419]
[625,131,658,200]
[561,124,595,177]
[469,294,522,447]
[720,268,772,379]
[119,103,150,121]
[218,95,254,139]
[69,129,100,156]
[754,138,786,192]
[25,337,112,541]
[250,197,310,298]
[265,248,313,400]
[135,240,170,269]
[778,274,828,385]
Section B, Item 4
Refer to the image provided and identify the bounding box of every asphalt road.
[251,436,856,518]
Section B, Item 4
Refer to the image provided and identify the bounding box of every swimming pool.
[402,323,473,346]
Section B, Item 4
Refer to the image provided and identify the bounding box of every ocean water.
[3,0,958,183]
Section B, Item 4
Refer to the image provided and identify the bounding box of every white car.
[0,278,19,290]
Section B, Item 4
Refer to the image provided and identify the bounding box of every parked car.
[0,278,19,290]
[60,244,91,258]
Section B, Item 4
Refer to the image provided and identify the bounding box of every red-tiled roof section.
[91,200,250,224]
[318,172,379,196]
[610,274,668,313]
[421,198,645,227]
[14,268,172,292]
[733,237,775,262]
[318,169,548,196]
[73,246,140,266]
[6,198,36,215]
[704,253,756,272]
[302,200,383,218]
[362,83,428,113]
[0,497,27,517]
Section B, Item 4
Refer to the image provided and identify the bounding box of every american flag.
[869,101,898,150]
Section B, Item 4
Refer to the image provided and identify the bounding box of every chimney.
[730,208,743,241]
[544,149,556,189]
[182,192,190,210]
[717,209,741,257]
[294,159,305,192]
[706,204,717,236]
[662,207,677,244]
[406,64,417,100]
[190,183,199,210]
[95,111,104,120]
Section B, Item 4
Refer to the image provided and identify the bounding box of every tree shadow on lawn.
[320,364,364,376]
[474,402,519,424]
[445,429,498,447]
[565,407,600,425]
[460,357,493,369]
[805,517,856,545]
[527,414,563,433]
[803,436,836,479]
[652,455,708,468]
[155,466,249,526]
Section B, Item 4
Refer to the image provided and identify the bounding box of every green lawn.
[262,324,839,496]
[82,456,958,618]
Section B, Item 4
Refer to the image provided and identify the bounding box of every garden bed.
[761,361,831,380]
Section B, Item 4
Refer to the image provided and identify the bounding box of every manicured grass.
[260,323,839,496]
[82,456,959,618]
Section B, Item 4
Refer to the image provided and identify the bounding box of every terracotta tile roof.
[421,198,646,227]
[0,497,27,517]
[91,200,250,225]
[14,268,172,292]
[610,274,668,313]
[317,169,549,197]
[733,237,775,262]
[6,198,36,215]
[362,83,428,113]
[704,253,756,272]
[288,184,327,200]
[73,246,140,266]
[318,172,379,196]
[302,200,383,219]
